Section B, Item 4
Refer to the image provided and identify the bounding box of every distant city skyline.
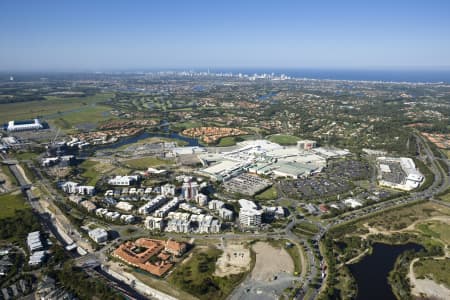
[1,0,450,71]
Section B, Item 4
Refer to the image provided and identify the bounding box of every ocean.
[215,68,450,84]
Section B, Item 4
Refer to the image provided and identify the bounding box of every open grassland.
[414,258,450,289]
[49,104,113,129]
[439,190,450,203]
[121,157,174,170]
[254,186,278,200]
[267,134,300,145]
[365,201,450,231]
[0,192,29,219]
[79,159,130,186]
[216,136,237,147]
[169,246,247,300]
[416,221,450,245]
[12,151,39,161]
[0,93,113,123]
[79,160,102,186]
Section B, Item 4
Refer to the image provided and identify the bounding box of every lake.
[348,242,424,300]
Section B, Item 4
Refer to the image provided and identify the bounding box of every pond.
[94,131,200,150]
[348,242,424,300]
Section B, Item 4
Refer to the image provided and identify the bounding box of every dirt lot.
[250,241,293,281]
[214,242,251,277]
[409,257,450,300]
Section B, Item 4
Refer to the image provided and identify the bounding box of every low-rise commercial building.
[108,175,140,186]
[88,228,108,243]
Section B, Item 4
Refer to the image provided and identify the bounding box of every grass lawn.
[414,258,450,288]
[267,134,301,145]
[79,160,102,186]
[439,190,450,203]
[0,192,29,219]
[12,152,39,161]
[0,93,113,123]
[122,157,174,170]
[255,186,278,200]
[216,136,237,147]
[293,222,320,235]
[1,165,18,186]
[168,246,246,300]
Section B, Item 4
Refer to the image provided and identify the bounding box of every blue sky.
[1,0,450,71]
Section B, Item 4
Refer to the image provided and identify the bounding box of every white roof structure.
[238,199,258,210]
[88,228,108,242]
[343,198,363,208]
[116,201,134,212]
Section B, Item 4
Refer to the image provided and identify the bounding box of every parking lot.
[224,173,272,196]
[280,159,370,200]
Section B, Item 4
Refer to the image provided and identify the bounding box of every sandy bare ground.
[250,242,293,281]
[0,170,14,193]
[409,257,450,300]
[214,242,251,277]
[15,164,31,184]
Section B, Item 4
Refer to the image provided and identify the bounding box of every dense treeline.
[48,262,124,300]
[0,209,41,241]
[0,95,46,104]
